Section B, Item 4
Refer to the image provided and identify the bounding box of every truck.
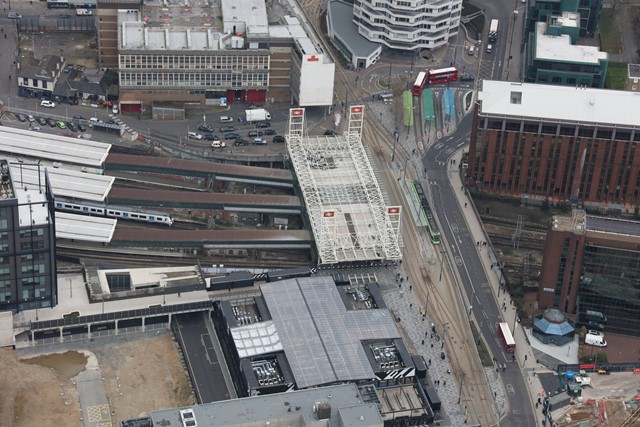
[245,109,271,123]
[488,19,499,42]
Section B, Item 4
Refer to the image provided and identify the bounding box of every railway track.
[481,215,549,233]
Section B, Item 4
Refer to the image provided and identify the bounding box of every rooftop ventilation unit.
[180,409,197,427]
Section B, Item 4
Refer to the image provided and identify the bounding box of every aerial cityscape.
[1,0,640,425]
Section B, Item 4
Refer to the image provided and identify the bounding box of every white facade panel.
[298,54,335,106]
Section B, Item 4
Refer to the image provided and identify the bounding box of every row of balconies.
[355,0,457,20]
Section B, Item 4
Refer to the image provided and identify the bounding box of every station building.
[214,275,435,425]
[0,160,57,313]
[538,210,640,338]
[524,15,608,88]
[467,81,640,211]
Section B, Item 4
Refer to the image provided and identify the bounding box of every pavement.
[75,350,113,427]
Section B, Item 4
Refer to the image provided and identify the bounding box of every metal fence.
[27,322,169,347]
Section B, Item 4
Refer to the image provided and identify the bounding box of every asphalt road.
[173,312,233,404]
[424,115,536,426]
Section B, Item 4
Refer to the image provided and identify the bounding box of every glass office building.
[0,160,57,313]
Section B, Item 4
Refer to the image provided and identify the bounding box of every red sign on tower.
[387,207,400,214]
[291,109,304,116]
[307,55,319,62]
[323,211,335,218]
[351,106,363,113]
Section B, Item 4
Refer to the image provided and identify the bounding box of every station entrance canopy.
[287,106,402,264]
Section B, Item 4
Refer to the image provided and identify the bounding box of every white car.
[211,140,226,148]
[40,100,56,108]
[112,105,119,114]
[188,131,203,140]
[219,116,234,123]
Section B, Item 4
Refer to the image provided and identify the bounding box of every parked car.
[263,129,277,136]
[58,14,72,19]
[486,44,493,53]
[256,121,271,129]
[198,124,213,133]
[29,125,41,131]
[220,125,235,132]
[77,124,87,132]
[73,115,85,122]
[112,105,119,114]
[211,140,226,148]
[253,138,267,145]
[40,100,56,108]
[187,131,203,140]
[324,130,337,136]
[459,74,475,82]
[273,135,286,143]
[56,121,67,129]
[36,117,48,126]
[248,130,263,138]
[219,116,233,123]
[46,118,57,127]
[67,122,77,132]
[15,113,27,122]
[203,133,219,141]
[468,46,475,56]
[7,12,22,19]
[224,133,240,140]
[75,8,92,15]
[27,115,35,123]
[234,139,248,146]
[247,104,261,110]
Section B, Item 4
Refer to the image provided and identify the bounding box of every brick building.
[538,210,640,338]
[467,81,640,211]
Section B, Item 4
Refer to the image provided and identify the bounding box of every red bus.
[427,67,459,85]
[498,322,516,353]
[412,71,427,96]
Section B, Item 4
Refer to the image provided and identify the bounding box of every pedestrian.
[428,359,431,365]
[444,380,447,386]
[465,202,467,208]
[409,285,412,291]
[422,339,425,345]
[409,303,413,309]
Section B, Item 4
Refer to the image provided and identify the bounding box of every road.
[424,114,536,426]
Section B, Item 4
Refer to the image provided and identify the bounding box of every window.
[510,91,522,104]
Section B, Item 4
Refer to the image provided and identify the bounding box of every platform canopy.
[287,106,402,264]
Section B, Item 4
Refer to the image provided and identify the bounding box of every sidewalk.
[447,149,545,425]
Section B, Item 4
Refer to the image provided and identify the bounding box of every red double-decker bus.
[498,322,516,353]
[412,71,427,96]
[427,67,459,85]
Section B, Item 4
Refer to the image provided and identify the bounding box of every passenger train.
[54,198,174,226]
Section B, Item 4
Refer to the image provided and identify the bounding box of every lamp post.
[391,129,399,162]
[458,373,466,404]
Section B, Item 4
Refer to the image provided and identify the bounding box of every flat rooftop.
[0,127,110,167]
[221,0,268,29]
[479,81,640,128]
[328,0,381,58]
[586,215,640,237]
[150,383,383,427]
[261,276,400,389]
[1,160,49,226]
[55,212,117,243]
[535,22,608,64]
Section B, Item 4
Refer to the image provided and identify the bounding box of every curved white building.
[353,0,462,51]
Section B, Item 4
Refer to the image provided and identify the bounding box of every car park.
[46,118,57,127]
[224,133,240,140]
[459,74,475,82]
[56,121,67,129]
[15,113,27,122]
[36,117,47,126]
[40,100,56,108]
[273,135,286,143]
[256,121,271,129]
[220,125,235,132]
[248,130,263,138]
[198,124,213,132]
[187,131,203,140]
[203,133,219,141]
[234,139,248,146]
[219,116,233,123]
[67,122,77,132]
[211,140,226,148]
[8,12,21,19]
[263,129,277,136]
[253,138,267,145]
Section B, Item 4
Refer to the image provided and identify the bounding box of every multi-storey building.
[0,160,57,313]
[524,16,608,88]
[96,0,143,68]
[525,0,603,38]
[116,0,334,112]
[538,210,640,338]
[467,81,640,211]
[352,0,462,51]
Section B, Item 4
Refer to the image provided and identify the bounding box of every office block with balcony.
[525,0,603,38]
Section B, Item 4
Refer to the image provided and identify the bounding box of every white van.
[585,330,607,347]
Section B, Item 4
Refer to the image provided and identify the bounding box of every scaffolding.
[287,106,402,264]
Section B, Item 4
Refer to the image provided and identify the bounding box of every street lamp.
[391,129,399,162]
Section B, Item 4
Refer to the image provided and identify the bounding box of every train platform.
[105,153,295,188]
[107,187,302,214]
